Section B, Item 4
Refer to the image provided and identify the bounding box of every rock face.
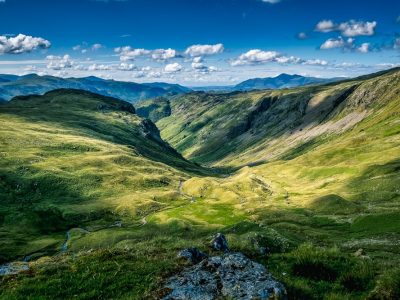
[211,233,229,252]
[163,252,286,300]
[178,248,208,264]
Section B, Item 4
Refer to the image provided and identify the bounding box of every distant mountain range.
[192,73,343,92]
[0,74,190,103]
[0,73,343,103]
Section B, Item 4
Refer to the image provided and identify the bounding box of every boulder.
[211,233,229,252]
[163,252,286,300]
[178,248,208,264]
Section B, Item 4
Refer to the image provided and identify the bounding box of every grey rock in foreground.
[163,252,286,300]
[178,248,208,264]
[211,233,229,252]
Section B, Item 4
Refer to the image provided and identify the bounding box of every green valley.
[1,68,400,299]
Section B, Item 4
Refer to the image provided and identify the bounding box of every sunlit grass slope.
[0,89,211,263]
[157,68,400,167]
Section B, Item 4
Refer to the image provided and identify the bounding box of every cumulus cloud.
[115,46,150,61]
[151,48,176,61]
[231,50,280,66]
[357,43,370,53]
[315,20,377,37]
[164,62,182,73]
[297,32,308,40]
[304,59,328,66]
[231,50,302,66]
[87,63,111,71]
[320,36,355,50]
[338,20,376,37]
[191,56,218,73]
[261,0,281,3]
[91,43,103,50]
[185,43,224,57]
[46,54,73,70]
[117,62,136,71]
[114,46,176,62]
[0,34,51,54]
[231,49,329,67]
[315,20,335,33]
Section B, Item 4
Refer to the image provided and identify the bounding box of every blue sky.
[0,0,399,85]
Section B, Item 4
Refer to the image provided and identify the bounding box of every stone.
[211,233,229,252]
[163,252,287,300]
[178,248,208,264]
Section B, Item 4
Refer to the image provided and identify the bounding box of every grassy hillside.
[1,69,399,299]
[0,89,212,262]
[136,97,171,122]
[157,68,400,166]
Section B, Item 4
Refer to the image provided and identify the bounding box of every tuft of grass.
[367,268,400,300]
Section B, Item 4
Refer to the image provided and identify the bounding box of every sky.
[0,0,399,86]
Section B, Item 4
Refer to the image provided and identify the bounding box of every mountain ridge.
[0,74,191,103]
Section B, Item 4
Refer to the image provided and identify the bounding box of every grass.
[0,68,400,299]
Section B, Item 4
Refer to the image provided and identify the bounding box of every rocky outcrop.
[162,252,286,300]
[178,248,208,264]
[211,233,229,252]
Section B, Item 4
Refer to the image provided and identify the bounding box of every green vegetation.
[136,97,171,122]
[1,68,400,299]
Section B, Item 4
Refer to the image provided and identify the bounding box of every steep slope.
[0,89,208,263]
[136,97,171,122]
[0,74,191,103]
[157,68,400,166]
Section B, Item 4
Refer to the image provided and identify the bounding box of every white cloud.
[0,1,5,3]
[46,54,73,70]
[114,46,150,61]
[231,49,304,66]
[87,64,111,71]
[297,32,307,39]
[261,0,281,3]
[315,20,335,33]
[304,59,328,66]
[117,62,136,71]
[114,46,176,62]
[320,37,346,49]
[315,20,377,37]
[72,45,81,51]
[185,43,224,56]
[0,34,51,54]
[232,49,329,68]
[231,49,280,66]
[91,43,103,50]
[164,62,182,73]
[357,43,370,53]
[191,57,218,74]
[151,48,176,61]
[338,20,376,37]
